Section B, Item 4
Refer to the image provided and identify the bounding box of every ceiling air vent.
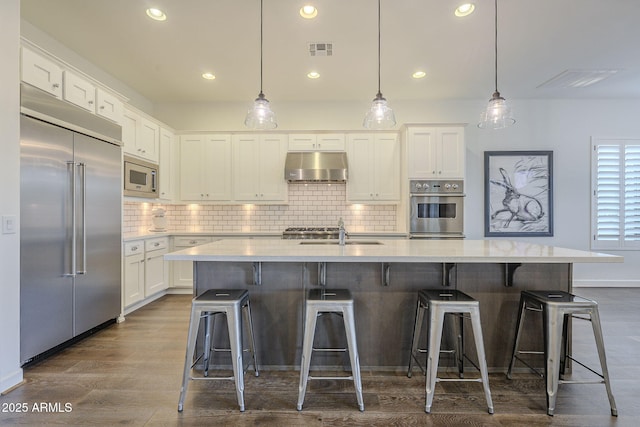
[537,69,620,89]
[309,43,333,57]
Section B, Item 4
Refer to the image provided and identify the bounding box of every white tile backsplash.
[123,184,397,234]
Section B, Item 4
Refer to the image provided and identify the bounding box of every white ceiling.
[20,0,640,104]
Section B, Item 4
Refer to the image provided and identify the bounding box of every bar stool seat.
[507,290,617,416]
[297,288,364,412]
[408,289,494,414]
[178,289,259,412]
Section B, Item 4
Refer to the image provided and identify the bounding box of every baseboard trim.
[1,370,24,395]
[574,279,640,288]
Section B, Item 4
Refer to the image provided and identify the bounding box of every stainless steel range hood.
[284,152,348,182]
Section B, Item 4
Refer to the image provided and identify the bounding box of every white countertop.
[164,238,622,264]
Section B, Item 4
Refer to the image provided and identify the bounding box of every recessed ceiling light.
[454,3,475,17]
[307,71,320,79]
[300,5,318,19]
[202,73,216,80]
[146,8,167,21]
[412,71,427,79]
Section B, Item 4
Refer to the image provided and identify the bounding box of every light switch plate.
[2,215,17,234]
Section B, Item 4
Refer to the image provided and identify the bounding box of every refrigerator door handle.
[77,162,87,275]
[64,161,77,278]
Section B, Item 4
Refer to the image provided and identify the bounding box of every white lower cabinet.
[144,238,169,296]
[123,237,169,311]
[171,236,213,289]
[123,241,145,307]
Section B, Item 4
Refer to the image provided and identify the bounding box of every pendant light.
[478,0,515,129]
[363,0,396,129]
[245,0,277,129]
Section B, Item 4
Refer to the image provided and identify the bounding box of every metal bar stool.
[178,289,259,412]
[407,289,494,414]
[507,290,617,416]
[297,288,364,412]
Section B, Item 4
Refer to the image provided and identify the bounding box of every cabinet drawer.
[173,236,213,248]
[145,237,169,252]
[124,240,145,256]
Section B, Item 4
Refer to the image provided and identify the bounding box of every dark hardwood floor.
[2,287,639,426]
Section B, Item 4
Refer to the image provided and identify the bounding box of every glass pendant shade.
[478,91,515,129]
[244,92,277,129]
[363,93,396,129]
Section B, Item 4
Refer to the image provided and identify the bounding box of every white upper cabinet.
[159,128,175,201]
[21,47,63,98]
[288,133,345,151]
[63,70,96,112]
[347,133,400,202]
[122,108,160,163]
[179,135,232,201]
[21,46,123,124]
[233,134,287,202]
[96,88,123,124]
[406,126,465,179]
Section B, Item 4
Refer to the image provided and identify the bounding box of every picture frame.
[484,151,553,237]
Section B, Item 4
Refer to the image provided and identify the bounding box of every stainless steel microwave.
[124,155,158,198]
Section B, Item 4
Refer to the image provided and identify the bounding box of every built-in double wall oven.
[409,179,465,239]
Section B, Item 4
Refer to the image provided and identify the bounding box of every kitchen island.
[165,239,621,371]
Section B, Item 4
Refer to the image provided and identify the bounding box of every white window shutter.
[592,139,640,249]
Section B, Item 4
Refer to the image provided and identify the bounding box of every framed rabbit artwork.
[484,151,554,237]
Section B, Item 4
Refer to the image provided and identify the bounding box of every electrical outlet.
[2,215,17,234]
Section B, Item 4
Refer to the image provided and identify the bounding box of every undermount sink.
[298,240,383,245]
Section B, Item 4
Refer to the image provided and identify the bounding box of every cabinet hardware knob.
[52,83,60,89]
[88,100,94,105]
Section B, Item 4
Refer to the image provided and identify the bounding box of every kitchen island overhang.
[164,239,622,370]
[164,238,622,264]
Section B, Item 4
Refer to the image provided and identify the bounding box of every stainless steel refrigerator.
[20,84,122,366]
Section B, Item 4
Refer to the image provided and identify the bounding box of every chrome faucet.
[338,218,346,245]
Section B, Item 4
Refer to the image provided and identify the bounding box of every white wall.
[0,0,23,393]
[155,98,640,287]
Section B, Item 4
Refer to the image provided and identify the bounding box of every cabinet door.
[258,134,287,201]
[407,127,465,179]
[346,134,375,200]
[63,70,96,112]
[180,135,205,200]
[145,250,167,296]
[203,135,232,200]
[233,135,260,200]
[171,237,213,289]
[180,135,232,201]
[159,128,174,200]
[122,109,139,157]
[436,128,465,178]
[317,133,345,151]
[123,253,145,307]
[21,47,63,98]
[288,134,316,151]
[373,134,400,200]
[96,88,123,124]
[138,117,159,162]
[407,127,437,178]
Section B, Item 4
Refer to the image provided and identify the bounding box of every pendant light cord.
[260,0,264,96]
[377,0,382,96]
[494,0,498,93]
